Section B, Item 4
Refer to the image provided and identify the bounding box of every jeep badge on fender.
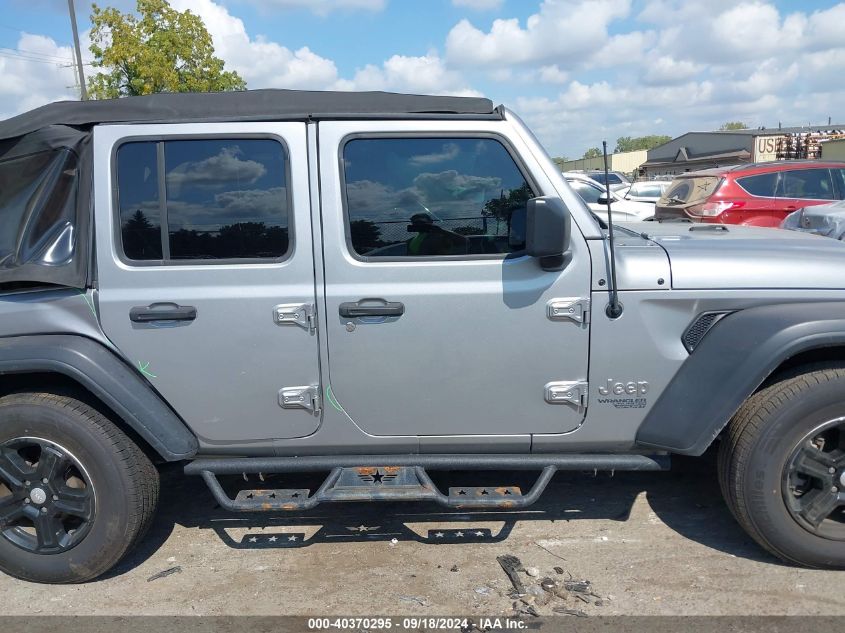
[598,380,650,396]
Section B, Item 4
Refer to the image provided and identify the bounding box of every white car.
[621,180,672,205]
[563,172,655,222]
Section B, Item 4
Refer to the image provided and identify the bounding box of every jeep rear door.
[317,120,591,440]
[94,123,321,443]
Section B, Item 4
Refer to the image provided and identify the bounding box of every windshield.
[658,176,721,206]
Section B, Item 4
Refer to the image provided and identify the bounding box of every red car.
[655,161,845,227]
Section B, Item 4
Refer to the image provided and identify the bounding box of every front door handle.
[339,299,405,318]
[130,302,197,323]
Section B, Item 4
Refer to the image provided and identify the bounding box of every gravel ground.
[2,454,844,616]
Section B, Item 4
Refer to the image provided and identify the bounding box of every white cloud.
[334,53,480,96]
[170,0,339,89]
[538,65,568,84]
[167,146,267,188]
[0,33,80,120]
[452,0,504,10]
[445,0,631,66]
[239,0,385,16]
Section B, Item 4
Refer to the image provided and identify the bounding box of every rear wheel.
[718,364,845,568]
[0,392,159,583]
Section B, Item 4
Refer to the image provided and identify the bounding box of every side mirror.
[526,196,570,270]
[597,196,612,206]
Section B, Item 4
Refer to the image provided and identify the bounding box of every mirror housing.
[526,196,570,269]
[597,195,612,206]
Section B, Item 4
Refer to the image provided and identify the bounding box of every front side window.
[777,168,835,200]
[116,138,290,263]
[343,137,535,258]
[570,181,602,204]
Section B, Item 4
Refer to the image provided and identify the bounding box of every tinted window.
[737,172,778,197]
[116,139,289,263]
[777,168,835,200]
[570,181,602,204]
[589,172,624,185]
[343,138,534,257]
[832,168,845,200]
[117,142,162,261]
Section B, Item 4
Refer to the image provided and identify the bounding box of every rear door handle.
[130,302,197,323]
[339,299,405,318]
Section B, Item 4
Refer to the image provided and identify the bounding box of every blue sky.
[2,0,844,157]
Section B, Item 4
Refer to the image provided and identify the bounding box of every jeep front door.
[318,121,591,438]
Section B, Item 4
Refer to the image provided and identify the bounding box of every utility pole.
[67,0,88,100]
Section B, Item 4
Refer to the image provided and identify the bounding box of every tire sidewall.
[0,397,135,583]
[743,380,845,567]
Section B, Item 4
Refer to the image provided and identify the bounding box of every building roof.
[710,125,845,136]
[0,89,499,141]
[642,148,751,167]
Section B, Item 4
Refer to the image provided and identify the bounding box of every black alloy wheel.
[0,437,95,554]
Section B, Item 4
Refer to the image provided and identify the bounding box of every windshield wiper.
[664,196,686,206]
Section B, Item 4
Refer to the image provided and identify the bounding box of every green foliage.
[719,121,749,131]
[552,157,570,168]
[613,135,672,153]
[88,0,246,99]
[582,147,602,159]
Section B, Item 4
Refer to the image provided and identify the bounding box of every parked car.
[655,161,845,226]
[622,180,672,204]
[2,90,845,583]
[781,200,845,239]
[582,169,630,192]
[564,172,655,221]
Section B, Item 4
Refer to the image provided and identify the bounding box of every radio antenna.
[602,140,623,319]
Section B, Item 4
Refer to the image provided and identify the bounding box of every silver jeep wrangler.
[0,90,843,583]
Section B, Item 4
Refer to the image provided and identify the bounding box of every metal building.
[641,125,845,178]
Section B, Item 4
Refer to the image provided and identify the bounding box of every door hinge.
[545,381,589,407]
[273,303,316,332]
[547,298,590,324]
[278,385,321,413]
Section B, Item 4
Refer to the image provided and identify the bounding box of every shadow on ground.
[104,451,781,580]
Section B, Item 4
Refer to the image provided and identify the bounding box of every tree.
[349,219,384,250]
[614,135,672,153]
[583,147,602,159]
[719,121,749,131]
[552,157,570,169]
[88,0,246,99]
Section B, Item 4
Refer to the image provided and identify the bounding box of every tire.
[0,392,159,583]
[718,363,845,568]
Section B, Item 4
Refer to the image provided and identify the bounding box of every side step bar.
[184,453,669,512]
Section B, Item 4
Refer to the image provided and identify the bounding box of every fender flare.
[636,302,845,455]
[0,334,198,461]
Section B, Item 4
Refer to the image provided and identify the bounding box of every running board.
[184,453,669,512]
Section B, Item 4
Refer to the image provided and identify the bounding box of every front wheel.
[0,392,159,583]
[718,364,845,568]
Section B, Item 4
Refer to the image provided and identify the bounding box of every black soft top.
[0,89,499,141]
[0,90,498,290]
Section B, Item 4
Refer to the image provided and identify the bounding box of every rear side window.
[0,148,78,265]
[116,138,290,263]
[342,137,535,258]
[737,172,778,197]
[777,168,835,200]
